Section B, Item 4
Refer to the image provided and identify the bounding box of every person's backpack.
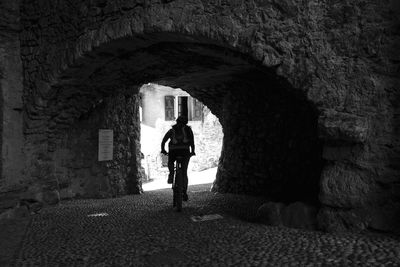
[171,126,189,144]
[170,126,190,150]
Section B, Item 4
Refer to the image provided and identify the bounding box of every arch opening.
[139,83,223,191]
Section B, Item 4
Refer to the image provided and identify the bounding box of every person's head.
[176,115,188,125]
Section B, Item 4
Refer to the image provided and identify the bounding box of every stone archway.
[20,33,326,228]
[26,35,324,199]
[2,0,396,233]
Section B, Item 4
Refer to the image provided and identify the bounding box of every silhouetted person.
[161,115,195,201]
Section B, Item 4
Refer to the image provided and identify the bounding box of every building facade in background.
[139,84,223,180]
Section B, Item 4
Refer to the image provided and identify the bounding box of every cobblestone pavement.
[9,183,400,266]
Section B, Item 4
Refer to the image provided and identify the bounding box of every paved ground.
[3,183,400,266]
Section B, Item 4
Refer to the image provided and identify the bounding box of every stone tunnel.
[0,0,399,235]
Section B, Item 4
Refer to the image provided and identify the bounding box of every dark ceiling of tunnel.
[49,34,286,121]
[57,38,257,89]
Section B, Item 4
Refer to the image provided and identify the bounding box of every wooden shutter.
[165,96,175,121]
[192,98,203,121]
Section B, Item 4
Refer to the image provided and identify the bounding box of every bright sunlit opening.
[142,167,217,191]
[139,84,223,193]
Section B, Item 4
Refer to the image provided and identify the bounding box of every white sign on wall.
[98,129,113,161]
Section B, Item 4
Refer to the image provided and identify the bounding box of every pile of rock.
[256,201,318,231]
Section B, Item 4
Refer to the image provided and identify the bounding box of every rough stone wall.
[0,0,25,187]
[312,2,400,233]
[13,0,400,233]
[0,48,3,185]
[0,62,2,184]
[54,92,144,199]
[213,74,323,204]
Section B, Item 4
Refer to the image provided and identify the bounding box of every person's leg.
[167,153,176,184]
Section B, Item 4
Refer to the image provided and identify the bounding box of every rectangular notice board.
[98,129,113,161]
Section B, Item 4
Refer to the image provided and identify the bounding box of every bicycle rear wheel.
[175,169,183,212]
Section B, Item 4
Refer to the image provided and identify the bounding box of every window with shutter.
[178,96,188,118]
[165,96,175,121]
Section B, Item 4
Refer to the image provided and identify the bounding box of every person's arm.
[161,130,172,154]
[188,127,195,155]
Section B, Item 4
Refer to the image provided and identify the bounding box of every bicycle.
[161,152,194,212]
[173,156,185,212]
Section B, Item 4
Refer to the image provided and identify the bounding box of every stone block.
[318,109,369,144]
[29,202,43,214]
[318,207,368,233]
[272,0,299,16]
[322,144,364,161]
[319,162,383,208]
[0,190,21,210]
[281,202,318,230]
[20,184,44,203]
[13,206,30,218]
[42,190,60,205]
[256,202,285,226]
[257,201,318,230]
